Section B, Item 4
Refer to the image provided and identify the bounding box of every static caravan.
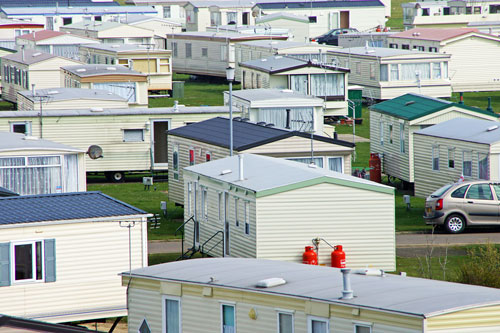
[125,258,500,333]
[0,106,234,182]
[0,5,157,32]
[15,30,99,60]
[255,12,311,42]
[119,14,182,48]
[252,0,388,37]
[239,55,349,117]
[0,132,86,196]
[327,46,451,100]
[414,118,500,197]
[388,28,500,93]
[0,18,43,49]
[370,93,499,187]
[0,191,149,323]
[124,0,189,27]
[61,64,149,107]
[16,88,129,111]
[167,118,354,205]
[402,0,500,29]
[79,43,173,91]
[182,154,394,270]
[235,40,339,81]
[60,21,155,46]
[1,49,83,104]
[224,88,326,134]
[166,31,287,78]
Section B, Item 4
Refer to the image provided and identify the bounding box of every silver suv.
[424,180,500,233]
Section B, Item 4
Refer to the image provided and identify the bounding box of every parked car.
[424,180,500,233]
[311,28,359,45]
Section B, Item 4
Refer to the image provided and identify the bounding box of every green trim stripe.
[256,176,394,198]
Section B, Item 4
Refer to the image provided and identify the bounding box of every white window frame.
[218,192,223,222]
[10,121,31,135]
[234,197,239,227]
[173,144,179,180]
[244,201,250,236]
[162,295,182,333]
[463,150,472,177]
[220,303,236,333]
[123,129,144,142]
[432,145,439,171]
[399,122,405,153]
[327,156,344,173]
[448,147,455,169]
[379,122,384,146]
[307,316,329,333]
[201,186,208,220]
[277,310,294,333]
[478,152,489,180]
[187,182,193,216]
[221,45,228,61]
[354,322,373,333]
[11,240,45,284]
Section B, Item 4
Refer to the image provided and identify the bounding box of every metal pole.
[229,80,233,156]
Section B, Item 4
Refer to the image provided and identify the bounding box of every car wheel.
[445,214,466,234]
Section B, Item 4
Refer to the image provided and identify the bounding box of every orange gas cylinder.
[331,245,346,268]
[302,246,318,265]
[369,153,382,183]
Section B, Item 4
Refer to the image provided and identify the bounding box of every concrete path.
[148,240,182,254]
[336,134,370,143]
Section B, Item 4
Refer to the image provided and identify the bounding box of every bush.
[455,244,500,288]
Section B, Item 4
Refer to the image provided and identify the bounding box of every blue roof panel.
[0,191,147,225]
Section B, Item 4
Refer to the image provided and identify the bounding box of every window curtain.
[380,64,388,81]
[259,107,313,132]
[400,63,430,81]
[328,157,342,172]
[165,299,180,333]
[52,45,80,60]
[64,154,79,192]
[478,153,489,180]
[287,157,324,168]
[463,151,472,177]
[279,314,293,333]
[390,64,399,81]
[310,73,344,96]
[94,82,136,102]
[222,305,235,333]
[290,75,308,94]
[312,320,327,333]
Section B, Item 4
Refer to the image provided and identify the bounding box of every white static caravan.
[255,12,311,42]
[125,0,189,28]
[239,56,349,117]
[183,154,395,271]
[413,118,500,197]
[223,88,327,135]
[326,47,451,100]
[0,106,234,182]
[370,93,499,187]
[125,258,500,333]
[15,30,99,60]
[0,191,150,323]
[16,88,129,111]
[166,31,288,78]
[167,117,354,206]
[0,49,83,104]
[0,132,86,196]
[119,14,182,49]
[0,18,44,49]
[387,28,500,93]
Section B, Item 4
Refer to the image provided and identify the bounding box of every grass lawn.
[386,0,412,29]
[87,182,184,240]
[396,251,466,281]
[452,91,500,111]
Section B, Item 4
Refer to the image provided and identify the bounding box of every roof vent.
[111,44,120,48]
[487,125,499,132]
[76,68,86,72]
[275,55,283,59]
[22,135,38,140]
[90,107,104,112]
[405,101,415,106]
[32,52,42,57]
[106,66,117,71]
[256,277,286,288]
[308,163,318,168]
[257,121,266,126]
[261,58,267,62]
[265,123,274,127]
[353,268,385,276]
[281,89,293,93]
[47,90,59,95]
[220,169,232,175]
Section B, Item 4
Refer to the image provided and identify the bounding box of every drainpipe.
[285,109,291,129]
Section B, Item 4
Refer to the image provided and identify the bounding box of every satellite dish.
[86,145,103,159]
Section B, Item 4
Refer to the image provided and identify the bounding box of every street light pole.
[226,66,235,156]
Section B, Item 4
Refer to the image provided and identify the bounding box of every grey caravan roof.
[0,106,229,118]
[230,88,323,103]
[414,118,500,145]
[2,49,56,65]
[0,191,147,225]
[0,132,83,152]
[168,117,354,151]
[61,64,145,77]
[240,55,348,73]
[127,257,500,318]
[18,88,126,102]
[255,0,384,9]
[185,153,391,194]
[328,46,429,58]
[238,39,311,50]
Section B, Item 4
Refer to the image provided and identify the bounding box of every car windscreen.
[430,184,454,198]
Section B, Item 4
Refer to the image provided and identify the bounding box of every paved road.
[148,231,500,255]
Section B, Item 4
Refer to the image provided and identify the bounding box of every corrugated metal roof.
[1,6,155,15]
[184,153,388,194]
[390,28,481,42]
[0,106,229,118]
[61,64,145,77]
[371,93,498,120]
[0,186,18,197]
[256,0,384,9]
[18,88,127,102]
[127,258,500,317]
[415,118,500,144]
[240,55,348,73]
[2,49,56,65]
[0,191,147,225]
[231,88,323,103]
[0,131,84,152]
[168,117,353,150]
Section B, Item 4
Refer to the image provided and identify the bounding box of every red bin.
[369,153,381,183]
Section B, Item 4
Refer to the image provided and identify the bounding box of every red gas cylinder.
[331,245,346,268]
[369,153,382,183]
[302,246,318,265]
